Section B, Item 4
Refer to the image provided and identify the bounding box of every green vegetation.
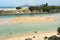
[57,27,60,34]
[29,3,60,13]
[16,7,21,10]
[29,6,41,12]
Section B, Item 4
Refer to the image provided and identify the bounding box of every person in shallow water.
[44,27,60,40]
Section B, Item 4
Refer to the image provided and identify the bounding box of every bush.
[16,7,21,10]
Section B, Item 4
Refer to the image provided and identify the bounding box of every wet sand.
[0,31,57,40]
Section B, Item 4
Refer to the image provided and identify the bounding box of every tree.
[40,6,50,12]
[29,6,35,12]
[41,3,48,7]
[45,3,48,6]
[16,7,21,10]
[29,6,41,12]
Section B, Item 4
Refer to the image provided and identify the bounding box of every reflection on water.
[0,13,60,36]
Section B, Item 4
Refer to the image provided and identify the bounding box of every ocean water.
[0,7,16,10]
[0,13,60,36]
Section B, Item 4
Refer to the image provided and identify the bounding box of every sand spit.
[0,16,55,25]
[10,16,55,23]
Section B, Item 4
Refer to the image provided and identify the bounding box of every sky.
[0,0,60,6]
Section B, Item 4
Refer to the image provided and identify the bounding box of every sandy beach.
[0,16,57,40]
[0,31,57,40]
[0,16,55,25]
[10,16,55,23]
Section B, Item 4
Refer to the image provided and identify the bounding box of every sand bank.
[10,16,55,23]
[0,16,55,25]
[1,31,57,40]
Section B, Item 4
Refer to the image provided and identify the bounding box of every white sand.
[1,31,57,40]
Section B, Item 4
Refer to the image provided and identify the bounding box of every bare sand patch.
[10,16,55,23]
[0,16,55,25]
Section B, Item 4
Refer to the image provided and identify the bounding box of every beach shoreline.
[0,16,57,40]
[0,31,57,40]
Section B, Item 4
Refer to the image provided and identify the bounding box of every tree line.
[16,3,60,13]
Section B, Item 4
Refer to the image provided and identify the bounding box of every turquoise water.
[0,13,60,36]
